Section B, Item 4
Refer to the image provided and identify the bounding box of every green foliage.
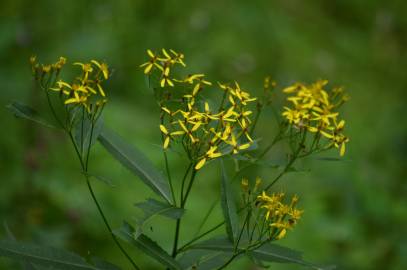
[6,101,54,128]
[98,127,173,204]
[0,239,120,270]
[114,222,182,270]
[189,237,328,270]
[219,160,239,244]
[134,198,184,237]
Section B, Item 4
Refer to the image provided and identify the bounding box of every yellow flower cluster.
[257,191,303,240]
[282,80,349,156]
[140,49,185,87]
[30,56,67,78]
[50,60,109,114]
[141,49,257,170]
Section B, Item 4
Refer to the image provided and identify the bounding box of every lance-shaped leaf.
[98,127,173,204]
[114,222,181,270]
[0,239,121,270]
[178,250,237,270]
[6,101,54,128]
[190,237,331,270]
[250,243,334,270]
[220,160,239,243]
[4,222,37,270]
[134,198,184,237]
[183,238,245,269]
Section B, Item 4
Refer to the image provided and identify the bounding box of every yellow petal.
[276,229,287,240]
[144,64,153,74]
[340,142,346,156]
[238,143,251,150]
[97,84,106,97]
[163,136,170,149]
[195,158,206,170]
[159,125,168,135]
[147,49,154,58]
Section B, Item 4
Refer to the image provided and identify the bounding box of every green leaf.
[135,198,184,221]
[220,160,239,243]
[314,157,349,162]
[74,116,104,156]
[190,237,233,252]
[114,222,181,270]
[250,243,332,270]
[178,250,236,270]
[247,252,269,268]
[134,198,184,237]
[98,127,173,204]
[6,101,54,128]
[3,222,37,270]
[0,239,121,270]
[91,258,121,270]
[83,172,115,187]
[190,237,331,270]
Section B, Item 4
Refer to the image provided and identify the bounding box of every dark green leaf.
[6,101,54,128]
[190,237,330,270]
[190,237,233,252]
[247,252,269,268]
[178,250,236,270]
[135,198,184,221]
[251,243,332,270]
[98,127,173,204]
[3,222,37,270]
[314,157,348,162]
[0,239,120,270]
[114,222,181,270]
[83,172,115,187]
[91,258,121,270]
[134,198,184,237]
[220,160,239,243]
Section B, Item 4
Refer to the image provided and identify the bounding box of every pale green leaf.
[98,128,173,204]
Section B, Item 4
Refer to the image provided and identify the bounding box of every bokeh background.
[1,1,406,269]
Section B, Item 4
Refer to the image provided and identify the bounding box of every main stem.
[68,127,140,270]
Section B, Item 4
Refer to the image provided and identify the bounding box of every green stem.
[85,177,140,270]
[181,169,198,206]
[249,105,263,136]
[172,168,197,258]
[67,125,140,270]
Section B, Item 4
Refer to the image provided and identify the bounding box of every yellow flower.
[159,124,185,149]
[91,60,109,79]
[195,146,222,170]
[160,67,174,87]
[42,65,52,73]
[140,49,163,74]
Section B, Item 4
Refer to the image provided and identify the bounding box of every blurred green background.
[1,0,406,269]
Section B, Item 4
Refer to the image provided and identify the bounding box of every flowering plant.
[2,49,349,270]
